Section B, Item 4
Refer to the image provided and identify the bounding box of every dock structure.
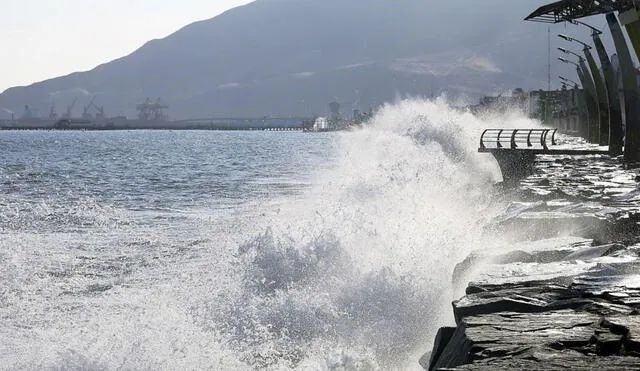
[478,128,608,185]
[0,116,315,131]
[171,116,312,131]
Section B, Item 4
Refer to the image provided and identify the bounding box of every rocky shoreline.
[421,141,640,370]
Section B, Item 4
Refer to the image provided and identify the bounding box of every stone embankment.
[422,143,640,370]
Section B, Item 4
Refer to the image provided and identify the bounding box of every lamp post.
[559,34,609,144]
[557,47,583,60]
[559,56,598,140]
[559,76,579,87]
[556,76,571,131]
[570,20,602,35]
[557,51,598,111]
[558,76,589,132]
[570,20,622,153]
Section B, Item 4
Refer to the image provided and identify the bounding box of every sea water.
[0,98,538,370]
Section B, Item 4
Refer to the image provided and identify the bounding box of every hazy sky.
[0,0,254,92]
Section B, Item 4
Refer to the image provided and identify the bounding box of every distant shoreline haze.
[0,0,599,120]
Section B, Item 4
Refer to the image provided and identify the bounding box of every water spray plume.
[197,97,541,368]
[0,97,544,369]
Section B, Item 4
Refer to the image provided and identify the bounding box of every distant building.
[471,87,582,133]
[528,86,582,133]
[309,117,327,131]
[468,88,529,115]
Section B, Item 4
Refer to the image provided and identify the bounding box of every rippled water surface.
[0,101,533,369]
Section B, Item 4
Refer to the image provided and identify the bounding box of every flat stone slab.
[450,355,640,370]
[424,136,640,370]
[431,308,640,370]
[488,200,638,242]
[429,238,640,369]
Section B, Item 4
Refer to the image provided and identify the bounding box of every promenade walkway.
[423,138,640,370]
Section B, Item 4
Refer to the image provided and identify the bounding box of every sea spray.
[204,97,541,368]
[0,99,546,369]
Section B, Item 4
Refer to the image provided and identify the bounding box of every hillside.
[0,0,586,119]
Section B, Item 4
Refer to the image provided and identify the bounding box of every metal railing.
[480,128,557,150]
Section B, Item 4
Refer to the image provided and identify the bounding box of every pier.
[478,128,609,185]
[0,116,314,131]
[0,100,369,132]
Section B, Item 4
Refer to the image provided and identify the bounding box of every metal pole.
[583,46,610,146]
[591,31,623,154]
[574,83,589,136]
[625,21,640,60]
[578,57,601,143]
[576,65,598,141]
[607,12,640,163]
[559,56,597,141]
[620,5,640,62]
[548,27,552,91]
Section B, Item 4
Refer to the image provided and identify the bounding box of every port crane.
[48,104,58,119]
[63,98,77,119]
[136,97,168,121]
[82,96,105,119]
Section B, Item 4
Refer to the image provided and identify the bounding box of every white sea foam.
[192,97,539,369]
[0,97,542,370]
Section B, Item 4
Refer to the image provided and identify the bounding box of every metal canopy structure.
[525,0,636,23]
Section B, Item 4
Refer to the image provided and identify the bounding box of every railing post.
[541,129,549,150]
[510,129,518,149]
[480,129,489,149]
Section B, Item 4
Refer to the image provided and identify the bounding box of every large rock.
[427,236,640,369]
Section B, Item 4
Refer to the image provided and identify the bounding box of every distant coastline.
[0,118,307,131]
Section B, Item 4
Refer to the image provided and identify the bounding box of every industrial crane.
[82,96,105,119]
[136,97,168,121]
[82,96,96,119]
[63,98,77,119]
[48,104,58,119]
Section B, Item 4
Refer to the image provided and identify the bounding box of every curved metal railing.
[480,128,557,151]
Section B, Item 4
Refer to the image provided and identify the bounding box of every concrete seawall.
[422,147,640,369]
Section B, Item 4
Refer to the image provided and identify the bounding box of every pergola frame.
[525,0,636,23]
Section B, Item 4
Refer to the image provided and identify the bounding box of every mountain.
[0,0,594,119]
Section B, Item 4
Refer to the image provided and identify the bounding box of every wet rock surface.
[423,138,640,370]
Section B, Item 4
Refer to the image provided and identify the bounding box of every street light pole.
[559,76,579,87]
[570,20,603,35]
[559,51,600,142]
[559,56,598,140]
[570,21,622,153]
[559,34,609,144]
[559,75,583,133]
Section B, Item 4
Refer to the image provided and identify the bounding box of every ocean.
[0,98,537,370]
